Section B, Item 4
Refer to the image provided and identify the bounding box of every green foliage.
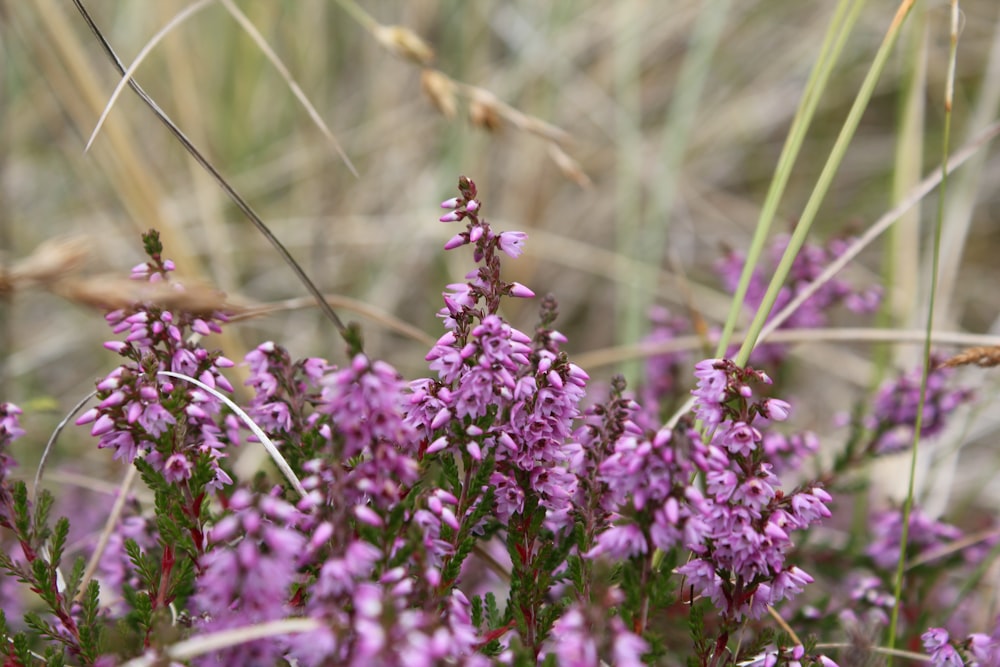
[77,580,105,663]
[687,598,711,663]
[64,556,87,603]
[11,481,33,541]
[141,229,163,258]
[123,581,155,637]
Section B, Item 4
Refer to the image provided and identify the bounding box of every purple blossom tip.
[75,408,99,426]
[509,282,535,299]
[354,504,384,527]
[440,197,461,209]
[439,211,462,223]
[444,233,467,250]
[103,341,129,354]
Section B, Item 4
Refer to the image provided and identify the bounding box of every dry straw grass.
[2,1,1000,507]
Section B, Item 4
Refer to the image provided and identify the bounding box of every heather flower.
[968,630,1000,665]
[864,354,973,455]
[292,571,489,666]
[0,404,25,616]
[191,488,307,666]
[0,402,25,444]
[867,506,963,571]
[75,232,236,490]
[243,341,329,445]
[546,601,648,667]
[589,424,702,557]
[923,628,964,666]
[0,403,23,519]
[311,353,420,512]
[318,354,417,454]
[409,181,588,533]
[716,233,881,365]
[680,359,830,620]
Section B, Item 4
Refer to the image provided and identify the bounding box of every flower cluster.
[74,231,237,489]
[923,626,1000,666]
[192,488,307,666]
[864,354,973,455]
[678,359,832,621]
[547,601,648,667]
[243,341,329,446]
[5,178,991,667]
[0,403,23,521]
[867,506,964,571]
[409,178,587,534]
[587,422,700,560]
[716,233,881,365]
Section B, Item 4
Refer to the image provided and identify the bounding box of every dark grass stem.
[70,0,352,344]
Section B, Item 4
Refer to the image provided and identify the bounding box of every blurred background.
[2,1,1000,503]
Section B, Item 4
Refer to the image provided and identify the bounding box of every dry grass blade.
[939,345,1000,368]
[231,294,436,348]
[74,466,137,605]
[573,327,1000,371]
[84,0,214,153]
[121,619,321,666]
[218,0,358,177]
[547,142,593,189]
[54,275,232,315]
[3,237,89,292]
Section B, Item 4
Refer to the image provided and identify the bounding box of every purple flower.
[923,628,964,666]
[680,359,831,620]
[969,631,1000,665]
[716,233,881,365]
[316,354,417,461]
[865,355,973,455]
[0,403,25,443]
[867,506,963,571]
[497,231,528,258]
[192,488,307,666]
[76,236,237,487]
[586,523,648,560]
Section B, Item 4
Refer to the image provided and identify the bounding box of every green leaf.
[48,517,71,571]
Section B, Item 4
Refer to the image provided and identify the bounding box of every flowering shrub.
[0,177,996,666]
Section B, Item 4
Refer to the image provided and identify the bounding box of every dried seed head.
[939,345,1000,368]
[9,236,89,288]
[466,88,504,133]
[373,24,434,66]
[421,69,457,119]
[469,96,502,132]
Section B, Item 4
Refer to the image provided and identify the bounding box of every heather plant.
[8,0,1000,665]
[5,175,992,667]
